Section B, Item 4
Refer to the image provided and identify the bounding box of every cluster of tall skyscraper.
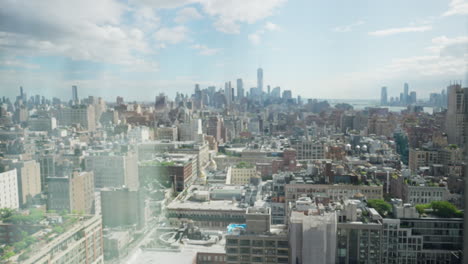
[175,68,293,110]
[380,83,417,106]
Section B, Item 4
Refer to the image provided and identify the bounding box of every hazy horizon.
[1,0,467,100]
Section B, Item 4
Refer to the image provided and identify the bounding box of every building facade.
[0,169,19,209]
[84,150,139,190]
[24,215,104,264]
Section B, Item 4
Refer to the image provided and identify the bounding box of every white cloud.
[384,55,466,77]
[132,0,285,34]
[0,0,157,71]
[175,7,203,23]
[248,33,261,45]
[265,22,280,31]
[443,0,468,16]
[426,36,468,56]
[132,6,161,31]
[202,0,286,34]
[247,22,281,45]
[369,26,432,36]
[333,20,365,33]
[191,44,221,55]
[213,19,241,34]
[155,26,189,44]
[348,35,468,82]
[130,0,195,9]
[0,59,39,69]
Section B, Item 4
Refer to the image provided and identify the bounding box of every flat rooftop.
[167,199,245,211]
[128,240,225,264]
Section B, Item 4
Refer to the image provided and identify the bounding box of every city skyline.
[0,0,467,100]
[1,1,468,264]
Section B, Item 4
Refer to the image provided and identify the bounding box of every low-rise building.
[100,187,148,229]
[285,184,383,205]
[167,199,246,229]
[23,215,103,264]
[225,207,289,264]
[227,164,258,185]
[103,230,131,260]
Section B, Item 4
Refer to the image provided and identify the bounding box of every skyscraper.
[224,82,230,107]
[404,83,409,105]
[155,93,168,111]
[257,68,263,93]
[410,91,417,104]
[380,86,388,105]
[72,85,79,104]
[236,78,244,100]
[17,86,27,102]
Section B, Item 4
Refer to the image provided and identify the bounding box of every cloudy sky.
[0,0,467,101]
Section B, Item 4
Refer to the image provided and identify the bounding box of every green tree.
[1,250,15,261]
[430,201,463,218]
[53,226,64,234]
[415,204,430,215]
[415,201,462,218]
[367,199,392,216]
[0,208,14,219]
[13,241,27,253]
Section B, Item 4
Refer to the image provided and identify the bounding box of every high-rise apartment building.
[0,168,19,209]
[207,115,223,143]
[39,154,56,189]
[446,84,468,146]
[289,198,337,264]
[6,159,41,207]
[47,171,95,214]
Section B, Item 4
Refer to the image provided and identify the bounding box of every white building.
[0,169,19,209]
[289,210,337,264]
[403,184,448,205]
[127,126,150,142]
